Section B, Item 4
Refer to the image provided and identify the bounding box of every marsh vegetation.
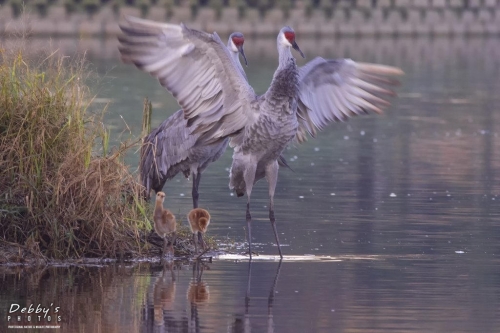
[0,46,216,262]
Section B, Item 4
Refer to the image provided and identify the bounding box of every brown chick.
[154,192,177,258]
[187,208,211,254]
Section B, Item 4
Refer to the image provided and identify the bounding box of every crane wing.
[118,16,257,144]
[295,57,404,143]
[140,110,196,187]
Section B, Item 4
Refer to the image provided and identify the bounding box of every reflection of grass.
[0,264,152,331]
[0,47,150,259]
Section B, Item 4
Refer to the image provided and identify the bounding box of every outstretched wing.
[140,110,197,195]
[296,57,404,143]
[118,16,257,144]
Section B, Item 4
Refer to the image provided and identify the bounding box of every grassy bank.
[0,46,152,260]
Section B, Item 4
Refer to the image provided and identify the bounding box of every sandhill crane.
[118,18,404,259]
[187,208,211,254]
[154,191,177,257]
[140,32,248,207]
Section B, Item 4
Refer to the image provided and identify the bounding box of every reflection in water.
[187,262,210,333]
[229,260,282,333]
[153,262,176,329]
[0,258,499,332]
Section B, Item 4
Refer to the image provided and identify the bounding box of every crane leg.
[266,161,283,259]
[198,231,206,250]
[192,233,198,254]
[191,172,201,209]
[162,236,167,259]
[243,163,257,259]
[170,231,177,256]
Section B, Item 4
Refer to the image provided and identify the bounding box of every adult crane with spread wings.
[118,17,404,259]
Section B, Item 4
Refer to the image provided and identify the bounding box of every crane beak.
[238,45,248,66]
[292,41,305,58]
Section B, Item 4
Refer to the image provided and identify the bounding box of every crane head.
[229,32,248,66]
[280,26,305,58]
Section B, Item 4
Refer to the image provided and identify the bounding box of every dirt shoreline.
[0,240,221,267]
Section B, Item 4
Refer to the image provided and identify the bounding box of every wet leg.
[266,161,282,259]
[243,163,256,259]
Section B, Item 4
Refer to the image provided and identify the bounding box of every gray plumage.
[118,18,403,258]
[139,32,248,205]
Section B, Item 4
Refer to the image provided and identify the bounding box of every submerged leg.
[266,161,282,259]
[243,163,257,259]
[192,172,201,209]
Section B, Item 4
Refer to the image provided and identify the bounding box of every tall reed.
[0,48,150,259]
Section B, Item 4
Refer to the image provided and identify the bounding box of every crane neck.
[277,44,295,71]
[154,198,164,213]
[230,51,246,81]
[263,44,300,114]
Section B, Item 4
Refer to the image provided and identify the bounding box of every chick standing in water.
[154,192,177,257]
[187,208,211,254]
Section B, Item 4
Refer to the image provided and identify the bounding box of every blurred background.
[0,0,499,37]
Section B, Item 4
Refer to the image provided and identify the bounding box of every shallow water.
[1,36,500,332]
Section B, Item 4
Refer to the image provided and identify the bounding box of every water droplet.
[314,147,320,151]
[344,135,349,140]
[330,193,335,196]
[390,193,397,197]
[180,193,185,197]
[360,130,365,136]
[455,250,465,254]
[299,196,304,199]
[373,138,378,143]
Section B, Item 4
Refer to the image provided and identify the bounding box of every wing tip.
[356,62,405,76]
[119,14,183,33]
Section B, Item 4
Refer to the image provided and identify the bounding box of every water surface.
[1,36,500,332]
